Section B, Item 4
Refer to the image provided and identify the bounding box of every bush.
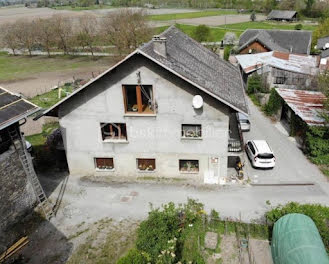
[250,11,256,22]
[247,74,262,94]
[294,24,303,30]
[266,202,329,251]
[117,249,150,264]
[136,202,180,260]
[305,126,329,157]
[224,45,232,61]
[263,88,283,116]
[192,24,211,42]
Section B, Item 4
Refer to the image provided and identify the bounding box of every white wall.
[59,55,230,183]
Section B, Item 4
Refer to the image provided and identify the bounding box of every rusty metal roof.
[276,88,327,126]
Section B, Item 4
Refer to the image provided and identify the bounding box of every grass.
[156,24,230,42]
[26,122,59,147]
[148,10,238,21]
[155,20,316,42]
[222,21,317,32]
[0,54,111,82]
[30,85,73,108]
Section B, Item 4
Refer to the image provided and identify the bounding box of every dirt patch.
[220,234,239,264]
[0,65,109,98]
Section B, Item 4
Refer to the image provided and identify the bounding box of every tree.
[15,20,38,56]
[76,15,98,57]
[35,18,55,57]
[0,22,21,55]
[250,11,256,22]
[51,15,73,54]
[313,18,329,49]
[101,9,152,55]
[192,24,211,42]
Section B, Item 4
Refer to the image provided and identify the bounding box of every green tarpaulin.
[271,213,329,264]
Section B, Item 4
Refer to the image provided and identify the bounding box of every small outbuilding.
[267,10,298,21]
[271,213,329,264]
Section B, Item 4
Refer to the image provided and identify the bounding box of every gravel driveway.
[243,97,328,185]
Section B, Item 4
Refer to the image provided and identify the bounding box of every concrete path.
[243,97,328,185]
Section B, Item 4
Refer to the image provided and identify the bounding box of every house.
[0,87,40,250]
[238,29,312,55]
[316,36,329,72]
[267,10,298,21]
[235,51,319,90]
[38,26,248,184]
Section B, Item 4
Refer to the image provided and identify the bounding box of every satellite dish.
[325,43,329,49]
[192,95,203,109]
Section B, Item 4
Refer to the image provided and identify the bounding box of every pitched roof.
[235,51,319,75]
[276,88,327,126]
[267,10,297,20]
[39,26,248,118]
[139,26,248,114]
[317,36,329,50]
[0,87,39,130]
[238,29,312,55]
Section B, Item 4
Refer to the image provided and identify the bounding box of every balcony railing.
[228,138,242,152]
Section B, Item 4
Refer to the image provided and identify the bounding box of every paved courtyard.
[243,97,327,185]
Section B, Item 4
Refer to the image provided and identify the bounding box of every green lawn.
[0,54,110,82]
[30,86,73,108]
[155,21,316,42]
[148,10,238,21]
[156,24,238,42]
[222,21,317,32]
[26,122,59,147]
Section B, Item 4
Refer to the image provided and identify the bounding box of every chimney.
[152,35,167,58]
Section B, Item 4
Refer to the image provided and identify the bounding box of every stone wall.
[0,145,36,251]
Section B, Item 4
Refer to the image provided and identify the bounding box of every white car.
[237,113,250,132]
[245,140,275,168]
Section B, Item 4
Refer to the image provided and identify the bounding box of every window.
[274,76,286,84]
[137,158,156,171]
[181,124,202,139]
[122,85,154,114]
[248,142,256,155]
[179,160,199,173]
[95,158,114,170]
[101,123,127,141]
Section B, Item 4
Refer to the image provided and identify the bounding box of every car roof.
[252,140,273,153]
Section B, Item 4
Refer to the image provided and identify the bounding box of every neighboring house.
[267,10,298,21]
[238,29,312,55]
[0,87,40,251]
[316,36,329,72]
[235,51,319,90]
[38,26,248,184]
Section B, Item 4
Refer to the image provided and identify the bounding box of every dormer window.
[122,85,155,114]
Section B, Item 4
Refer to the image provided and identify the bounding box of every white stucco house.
[39,26,248,184]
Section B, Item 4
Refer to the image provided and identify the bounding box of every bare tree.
[15,19,38,56]
[0,22,21,55]
[101,9,153,55]
[35,18,55,57]
[76,14,98,58]
[51,15,73,54]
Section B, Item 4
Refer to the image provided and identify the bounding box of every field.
[0,54,111,82]
[148,9,238,21]
[52,4,114,10]
[155,20,317,42]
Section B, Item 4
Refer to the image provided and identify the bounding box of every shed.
[267,10,297,21]
[271,213,329,264]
